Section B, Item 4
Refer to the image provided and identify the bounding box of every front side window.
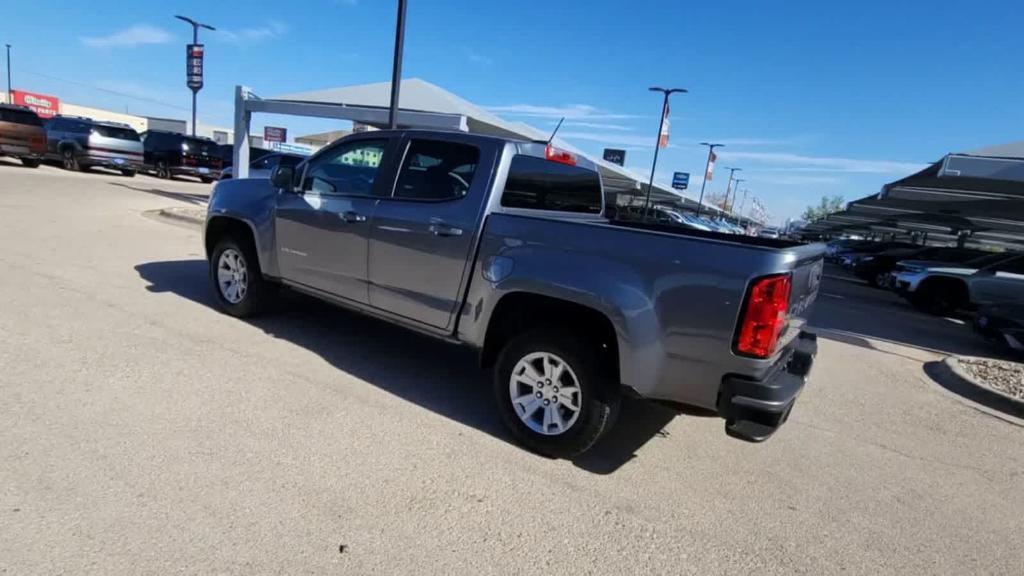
[303,139,388,196]
[392,139,479,201]
[501,155,602,214]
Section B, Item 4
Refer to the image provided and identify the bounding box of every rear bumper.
[80,154,143,170]
[717,331,817,442]
[172,165,221,179]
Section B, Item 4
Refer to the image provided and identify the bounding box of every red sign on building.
[12,90,61,119]
[264,126,287,143]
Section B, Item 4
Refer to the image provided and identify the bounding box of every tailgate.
[781,248,825,346]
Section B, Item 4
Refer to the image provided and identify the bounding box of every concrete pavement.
[1,162,1022,575]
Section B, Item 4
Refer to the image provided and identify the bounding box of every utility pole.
[388,0,408,129]
[696,142,723,217]
[5,44,11,104]
[175,15,216,137]
[643,86,687,220]
[738,188,749,217]
[723,167,741,214]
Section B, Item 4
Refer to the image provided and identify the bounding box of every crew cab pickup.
[204,130,824,457]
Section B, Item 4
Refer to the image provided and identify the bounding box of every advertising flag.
[706,150,717,181]
[658,103,670,148]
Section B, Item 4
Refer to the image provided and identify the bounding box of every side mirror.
[271,165,297,191]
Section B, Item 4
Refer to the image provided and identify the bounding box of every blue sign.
[672,172,690,190]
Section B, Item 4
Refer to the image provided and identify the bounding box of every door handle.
[428,222,463,237]
[341,211,366,223]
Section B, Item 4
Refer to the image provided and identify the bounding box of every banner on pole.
[658,103,670,148]
[706,150,717,181]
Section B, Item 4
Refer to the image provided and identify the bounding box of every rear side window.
[0,107,42,126]
[501,155,602,214]
[93,125,140,141]
[393,139,479,201]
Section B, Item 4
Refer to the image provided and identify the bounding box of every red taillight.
[545,145,577,166]
[735,274,792,358]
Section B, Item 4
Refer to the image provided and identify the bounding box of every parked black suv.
[43,116,144,176]
[140,130,223,182]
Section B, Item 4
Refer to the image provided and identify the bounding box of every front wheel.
[155,161,171,179]
[200,176,215,184]
[121,169,136,178]
[209,236,270,318]
[61,149,80,171]
[20,157,41,168]
[494,331,619,458]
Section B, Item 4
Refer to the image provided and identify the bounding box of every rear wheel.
[209,235,270,318]
[20,157,40,168]
[200,176,215,184]
[120,169,136,178]
[493,330,619,458]
[61,149,80,171]
[155,161,170,179]
[911,280,965,315]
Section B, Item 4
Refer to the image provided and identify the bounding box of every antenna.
[546,117,565,145]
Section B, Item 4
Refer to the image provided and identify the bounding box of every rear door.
[275,135,399,304]
[367,135,496,329]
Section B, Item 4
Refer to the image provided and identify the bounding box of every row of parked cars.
[828,239,1024,353]
[615,206,752,235]
[0,103,226,181]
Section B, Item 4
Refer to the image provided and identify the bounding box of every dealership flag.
[706,150,717,181]
[658,103,670,148]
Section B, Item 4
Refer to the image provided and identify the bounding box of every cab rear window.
[501,155,602,214]
[0,108,43,126]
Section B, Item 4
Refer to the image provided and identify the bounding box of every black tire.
[155,161,170,179]
[911,281,963,315]
[200,176,215,184]
[493,330,620,458]
[61,149,80,171]
[121,169,136,178]
[20,157,41,168]
[209,235,270,318]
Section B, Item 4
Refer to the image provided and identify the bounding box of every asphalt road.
[2,161,1022,575]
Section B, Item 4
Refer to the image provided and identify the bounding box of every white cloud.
[217,20,288,46]
[558,131,661,148]
[561,121,632,131]
[81,24,174,48]
[486,103,639,120]
[467,50,493,66]
[720,151,928,174]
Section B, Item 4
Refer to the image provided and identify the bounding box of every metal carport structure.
[231,79,738,220]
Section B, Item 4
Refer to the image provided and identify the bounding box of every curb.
[927,357,1024,419]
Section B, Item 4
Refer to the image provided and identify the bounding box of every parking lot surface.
[2,161,1022,575]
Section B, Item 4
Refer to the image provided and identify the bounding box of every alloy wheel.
[508,351,582,436]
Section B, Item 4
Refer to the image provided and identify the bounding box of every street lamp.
[728,178,744,213]
[388,0,408,129]
[5,44,11,104]
[696,142,723,217]
[643,86,687,220]
[175,15,216,136]
[723,167,741,212]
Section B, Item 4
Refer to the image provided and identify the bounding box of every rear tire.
[200,176,215,184]
[121,169,136,178]
[156,161,170,179]
[209,235,270,318]
[61,149,80,171]
[911,281,964,315]
[493,330,619,458]
[20,158,40,168]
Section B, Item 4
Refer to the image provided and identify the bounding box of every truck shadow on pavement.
[135,259,684,475]
[109,182,210,206]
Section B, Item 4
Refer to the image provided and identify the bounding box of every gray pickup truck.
[204,129,824,457]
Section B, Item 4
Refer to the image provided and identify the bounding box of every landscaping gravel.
[958,357,1024,400]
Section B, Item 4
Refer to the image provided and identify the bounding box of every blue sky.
[2,0,1021,222]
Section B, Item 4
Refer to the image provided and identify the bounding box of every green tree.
[802,195,845,221]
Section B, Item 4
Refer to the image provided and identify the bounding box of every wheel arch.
[205,216,262,270]
[480,292,621,392]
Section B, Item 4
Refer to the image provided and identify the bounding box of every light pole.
[728,179,744,213]
[643,86,687,220]
[175,15,216,136]
[696,142,723,217]
[5,44,11,103]
[723,167,741,213]
[738,188,749,217]
[388,0,408,129]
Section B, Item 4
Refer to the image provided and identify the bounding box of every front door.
[368,136,494,329]
[275,136,397,303]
